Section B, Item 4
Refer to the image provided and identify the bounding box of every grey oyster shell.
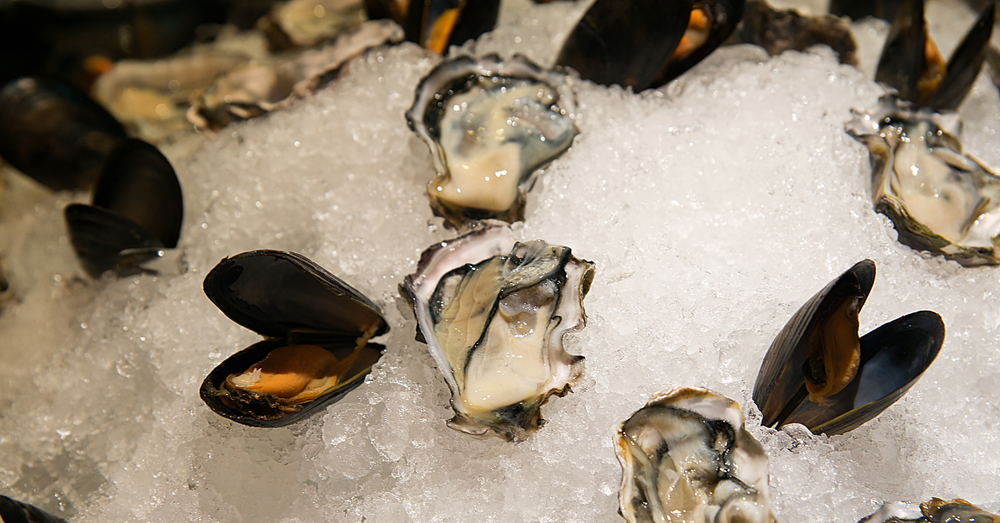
[401,222,594,441]
[615,387,775,523]
[848,97,1000,266]
[860,498,1000,523]
[406,55,579,229]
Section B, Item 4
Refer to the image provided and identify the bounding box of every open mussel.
[0,495,68,523]
[848,99,1000,266]
[64,138,183,278]
[861,498,1000,523]
[875,0,994,112]
[555,0,745,91]
[364,0,501,54]
[753,260,944,435]
[200,250,388,427]
[406,55,578,229]
[0,77,126,191]
[401,222,594,441]
[615,387,776,523]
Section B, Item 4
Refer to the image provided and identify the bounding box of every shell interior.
[615,387,774,523]
[402,223,593,441]
[407,55,578,228]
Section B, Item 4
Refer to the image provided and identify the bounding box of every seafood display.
[406,55,578,228]
[615,387,775,523]
[848,99,1000,266]
[860,498,1000,523]
[556,0,745,90]
[200,250,388,427]
[64,139,183,278]
[0,78,126,191]
[401,223,593,441]
[874,0,993,111]
[753,260,944,435]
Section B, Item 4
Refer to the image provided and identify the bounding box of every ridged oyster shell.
[401,222,594,441]
[615,387,775,523]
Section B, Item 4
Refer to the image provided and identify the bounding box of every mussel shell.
[199,338,386,427]
[0,495,68,523]
[365,0,500,54]
[203,250,388,340]
[0,77,126,191]
[64,203,166,278]
[753,259,874,428]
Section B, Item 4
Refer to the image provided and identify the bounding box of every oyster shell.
[200,250,388,427]
[406,55,578,229]
[753,260,944,435]
[860,498,1000,523]
[401,223,594,441]
[615,387,775,523]
[848,99,1000,266]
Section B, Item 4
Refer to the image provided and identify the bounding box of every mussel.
[401,222,594,441]
[0,495,68,523]
[363,0,501,54]
[555,0,745,91]
[64,138,183,278]
[615,387,776,523]
[875,0,994,112]
[847,98,1000,266]
[406,55,578,229]
[861,498,1000,523]
[0,77,126,191]
[752,260,944,435]
[200,250,388,427]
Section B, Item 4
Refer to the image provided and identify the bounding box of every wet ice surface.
[2,2,1000,522]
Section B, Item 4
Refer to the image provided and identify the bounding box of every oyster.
[848,98,1000,266]
[753,260,944,435]
[874,0,993,111]
[200,250,388,427]
[64,138,184,278]
[0,495,68,523]
[728,0,858,66]
[258,0,367,51]
[861,498,1000,523]
[406,55,578,229]
[0,77,126,191]
[401,223,594,441]
[556,0,745,91]
[615,387,775,523]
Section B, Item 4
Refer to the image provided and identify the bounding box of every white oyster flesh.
[407,55,578,226]
[615,387,775,523]
[848,100,1000,265]
[403,223,593,441]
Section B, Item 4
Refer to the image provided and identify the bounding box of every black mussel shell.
[200,250,389,427]
[0,78,126,191]
[64,138,183,278]
[0,495,68,523]
[364,0,500,54]
[829,0,904,21]
[556,0,744,91]
[753,260,944,435]
[875,0,994,111]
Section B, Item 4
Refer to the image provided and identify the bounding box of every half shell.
[860,498,1000,523]
[615,387,775,523]
[401,223,594,441]
[201,250,388,427]
[406,55,578,229]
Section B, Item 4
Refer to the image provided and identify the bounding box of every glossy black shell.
[200,250,389,428]
[64,138,183,278]
[0,495,68,523]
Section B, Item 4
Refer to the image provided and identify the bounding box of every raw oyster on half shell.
[401,223,594,441]
[615,387,775,523]
[848,98,1000,266]
[860,498,1000,523]
[406,55,579,229]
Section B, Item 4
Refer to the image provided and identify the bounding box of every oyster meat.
[753,260,944,435]
[407,55,578,229]
[848,99,1000,266]
[401,223,594,441]
[861,498,1000,523]
[201,250,388,427]
[615,387,775,523]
